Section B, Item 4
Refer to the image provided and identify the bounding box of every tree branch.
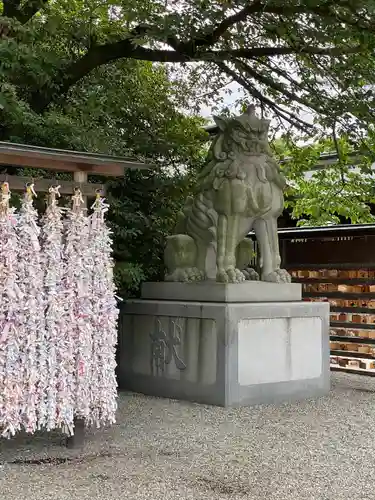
[29,41,188,113]
[196,79,234,100]
[193,2,268,49]
[255,59,307,92]
[215,61,314,132]
[233,59,323,113]
[2,0,48,23]
[29,33,363,114]
[131,2,302,54]
[2,0,21,18]
[186,0,363,50]
[132,0,368,55]
[223,45,361,58]
[131,24,181,51]
[18,0,48,24]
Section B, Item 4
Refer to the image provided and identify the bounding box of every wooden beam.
[0,174,105,196]
[0,142,153,176]
[0,153,125,176]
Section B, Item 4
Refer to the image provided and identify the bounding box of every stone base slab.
[118,299,330,407]
[141,280,302,303]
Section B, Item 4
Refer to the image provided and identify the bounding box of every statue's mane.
[198,106,285,190]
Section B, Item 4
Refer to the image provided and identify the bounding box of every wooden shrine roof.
[0,141,151,177]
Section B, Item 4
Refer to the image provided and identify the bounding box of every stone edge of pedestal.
[141,281,302,303]
[118,300,330,407]
[225,300,330,406]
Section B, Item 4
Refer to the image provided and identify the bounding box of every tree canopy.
[2,0,375,293]
[1,0,375,138]
[0,2,209,296]
[273,133,375,227]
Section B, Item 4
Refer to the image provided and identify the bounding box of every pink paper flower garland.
[63,189,93,425]
[0,183,23,438]
[17,184,46,434]
[0,185,119,438]
[88,193,118,428]
[40,186,67,433]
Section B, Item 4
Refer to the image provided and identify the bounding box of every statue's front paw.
[185,267,205,282]
[217,267,246,284]
[275,269,292,283]
[165,267,205,282]
[243,267,260,281]
[261,269,291,283]
[261,271,282,283]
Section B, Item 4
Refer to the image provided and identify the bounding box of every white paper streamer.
[0,182,23,438]
[0,185,119,438]
[88,192,118,427]
[40,186,68,432]
[63,189,93,427]
[16,184,46,434]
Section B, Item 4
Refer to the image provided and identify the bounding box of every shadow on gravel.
[6,451,118,466]
[196,476,249,497]
[351,387,375,394]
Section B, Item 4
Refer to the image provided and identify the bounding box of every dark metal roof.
[277,223,375,234]
[248,223,375,239]
[204,124,218,135]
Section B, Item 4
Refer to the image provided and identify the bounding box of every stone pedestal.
[118,282,330,407]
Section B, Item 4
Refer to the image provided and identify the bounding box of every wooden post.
[73,170,88,195]
[66,170,88,449]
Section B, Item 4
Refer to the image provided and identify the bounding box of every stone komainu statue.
[164,105,291,284]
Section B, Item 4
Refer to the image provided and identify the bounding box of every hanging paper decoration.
[63,188,93,423]
[40,185,71,433]
[0,182,23,438]
[89,191,118,427]
[0,183,119,439]
[16,183,46,434]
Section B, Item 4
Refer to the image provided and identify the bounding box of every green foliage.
[107,167,201,297]
[2,1,375,291]
[0,7,208,297]
[1,1,375,138]
[275,135,375,227]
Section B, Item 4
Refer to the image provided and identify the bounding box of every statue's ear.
[213,115,227,131]
[245,104,256,115]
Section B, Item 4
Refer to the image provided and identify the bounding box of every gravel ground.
[0,372,375,500]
